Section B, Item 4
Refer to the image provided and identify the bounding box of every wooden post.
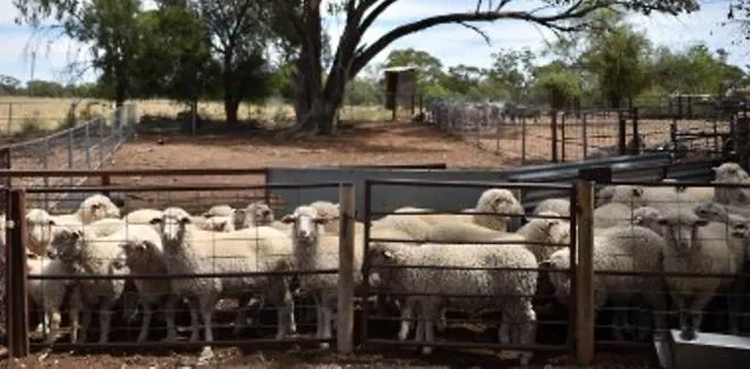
[101,174,112,198]
[736,117,750,171]
[337,183,355,353]
[551,110,559,163]
[618,110,627,156]
[582,113,588,160]
[561,112,567,162]
[632,107,640,155]
[574,180,595,366]
[6,189,29,358]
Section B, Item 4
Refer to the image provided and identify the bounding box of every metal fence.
[0,99,112,139]
[0,104,137,210]
[425,100,736,165]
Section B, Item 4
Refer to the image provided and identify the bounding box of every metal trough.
[655,330,750,369]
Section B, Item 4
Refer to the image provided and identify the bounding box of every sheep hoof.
[421,346,433,355]
[318,342,330,350]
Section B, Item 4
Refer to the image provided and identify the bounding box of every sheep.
[424,221,509,243]
[26,254,82,344]
[516,212,571,261]
[280,205,365,349]
[367,240,538,366]
[533,198,570,218]
[150,207,296,361]
[693,202,749,226]
[371,211,433,242]
[609,185,647,207]
[235,201,275,230]
[26,208,56,256]
[115,224,171,343]
[593,202,639,229]
[713,162,750,205]
[124,208,164,227]
[47,226,131,343]
[198,215,235,232]
[309,201,341,233]
[596,186,617,208]
[202,204,235,218]
[651,205,739,339]
[51,194,121,228]
[542,225,669,341]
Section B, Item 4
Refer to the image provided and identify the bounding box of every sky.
[0,0,746,85]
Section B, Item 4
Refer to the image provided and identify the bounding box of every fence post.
[42,138,50,210]
[85,121,91,169]
[337,183,355,353]
[99,117,105,165]
[574,179,595,366]
[550,110,558,163]
[632,107,640,155]
[6,188,29,358]
[736,117,750,171]
[6,103,11,136]
[522,114,527,164]
[359,180,372,345]
[582,113,588,160]
[68,129,74,186]
[101,174,111,198]
[561,112,567,162]
[618,110,627,156]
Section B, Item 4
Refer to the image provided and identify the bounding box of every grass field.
[0,96,401,137]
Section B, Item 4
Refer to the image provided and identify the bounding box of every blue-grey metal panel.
[668,329,750,369]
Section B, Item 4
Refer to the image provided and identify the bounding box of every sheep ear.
[538,260,552,269]
[382,250,394,259]
[281,214,296,224]
[695,218,709,227]
[180,216,191,225]
[149,218,162,225]
[48,219,55,226]
[313,217,328,224]
[632,187,644,197]
[657,217,668,226]
[72,229,84,240]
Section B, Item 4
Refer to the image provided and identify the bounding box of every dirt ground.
[2,119,662,368]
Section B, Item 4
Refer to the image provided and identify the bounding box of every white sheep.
[51,194,121,228]
[26,254,82,344]
[693,202,749,226]
[542,225,669,341]
[26,208,56,256]
[202,204,235,218]
[713,162,750,205]
[593,202,639,229]
[281,205,364,349]
[652,205,739,338]
[368,240,538,366]
[309,201,341,233]
[371,211,433,242]
[47,226,131,343]
[124,208,164,226]
[198,215,235,232]
[235,201,276,230]
[151,207,296,361]
[115,224,171,343]
[608,185,648,207]
[532,198,570,218]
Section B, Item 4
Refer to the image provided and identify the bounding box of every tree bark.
[223,47,239,127]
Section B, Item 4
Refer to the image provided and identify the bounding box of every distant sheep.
[713,162,750,205]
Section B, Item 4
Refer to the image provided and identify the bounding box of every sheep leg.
[513,300,538,367]
[689,293,713,334]
[728,276,745,335]
[163,295,179,341]
[68,289,82,344]
[137,302,153,343]
[198,294,215,343]
[397,298,415,341]
[98,300,116,344]
[233,295,253,336]
[79,304,92,343]
[187,297,201,342]
[313,294,325,340]
[44,310,62,345]
[420,301,439,355]
[274,286,296,339]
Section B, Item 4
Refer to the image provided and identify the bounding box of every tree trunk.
[224,100,239,128]
[114,73,127,108]
[223,49,239,127]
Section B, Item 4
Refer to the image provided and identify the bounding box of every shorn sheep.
[150,207,296,362]
[368,240,539,366]
[281,205,364,349]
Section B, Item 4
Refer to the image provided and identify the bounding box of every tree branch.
[358,0,398,34]
[351,2,617,76]
[457,21,491,45]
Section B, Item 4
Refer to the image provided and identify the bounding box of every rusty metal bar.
[551,110,559,163]
[23,182,345,193]
[0,167,268,177]
[337,183,355,353]
[6,188,28,358]
[575,179,595,366]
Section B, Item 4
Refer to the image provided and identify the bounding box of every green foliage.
[26,79,67,97]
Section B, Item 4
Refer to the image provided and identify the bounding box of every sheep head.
[202,204,234,218]
[657,210,709,254]
[281,205,326,245]
[150,207,192,244]
[476,188,524,218]
[79,194,121,224]
[236,202,274,229]
[26,208,55,250]
[538,249,571,303]
[535,211,570,245]
[610,185,646,207]
[632,206,662,232]
[47,227,84,263]
[713,162,750,182]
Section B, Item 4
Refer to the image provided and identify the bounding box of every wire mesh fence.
[425,99,736,165]
[0,99,112,140]
[0,104,137,211]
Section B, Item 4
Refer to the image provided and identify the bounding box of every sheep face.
[150,207,192,244]
[477,188,525,218]
[713,162,750,182]
[26,208,55,248]
[610,185,646,207]
[539,250,571,304]
[79,194,121,223]
[534,211,570,245]
[309,201,340,221]
[657,212,709,254]
[47,227,84,264]
[693,202,726,222]
[632,206,662,231]
[281,206,326,245]
[236,202,274,229]
[203,205,234,218]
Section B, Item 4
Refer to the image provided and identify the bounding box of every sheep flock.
[3,161,750,366]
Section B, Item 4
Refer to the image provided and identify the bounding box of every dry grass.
[0,96,111,136]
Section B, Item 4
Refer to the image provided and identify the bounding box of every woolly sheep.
[281,205,365,349]
[26,208,55,256]
[653,205,739,338]
[309,201,341,233]
[693,202,749,227]
[371,211,433,242]
[608,185,648,207]
[533,198,570,218]
[596,186,616,207]
[198,215,235,232]
[51,194,121,228]
[424,221,509,243]
[713,162,750,205]
[202,204,234,218]
[26,254,81,344]
[124,208,164,226]
[115,224,171,343]
[233,201,275,229]
[151,207,296,361]
[47,226,131,343]
[542,225,669,341]
[368,240,538,366]
[593,202,639,229]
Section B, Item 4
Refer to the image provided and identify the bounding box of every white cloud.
[1,0,748,85]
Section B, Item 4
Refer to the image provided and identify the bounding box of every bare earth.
[2,120,659,368]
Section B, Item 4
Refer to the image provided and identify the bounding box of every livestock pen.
[3,165,750,367]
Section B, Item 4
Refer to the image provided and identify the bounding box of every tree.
[486,48,535,101]
[14,0,144,106]
[0,75,22,95]
[533,61,583,109]
[271,0,699,135]
[26,80,67,97]
[442,64,486,95]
